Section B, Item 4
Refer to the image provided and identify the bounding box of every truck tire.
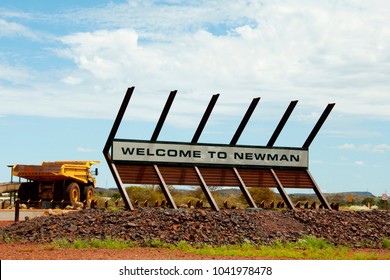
[65,182,80,205]
[81,185,94,208]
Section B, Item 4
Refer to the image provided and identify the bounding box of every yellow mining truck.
[12,161,99,208]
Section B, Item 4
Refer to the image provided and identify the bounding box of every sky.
[0,0,389,197]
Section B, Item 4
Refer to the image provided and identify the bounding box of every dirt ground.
[1,221,389,260]
[0,220,263,260]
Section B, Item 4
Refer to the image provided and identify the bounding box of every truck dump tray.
[12,161,100,184]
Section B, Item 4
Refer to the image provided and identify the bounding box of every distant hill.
[289,191,376,198]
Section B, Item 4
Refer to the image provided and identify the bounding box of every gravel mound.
[1,208,389,248]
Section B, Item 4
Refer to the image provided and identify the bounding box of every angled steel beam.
[190,94,220,210]
[191,94,219,144]
[103,87,135,210]
[270,169,295,210]
[229,98,260,208]
[232,168,257,208]
[302,103,335,149]
[151,90,177,141]
[153,164,177,209]
[194,166,219,211]
[150,90,178,209]
[306,170,331,209]
[230,97,260,145]
[267,100,298,147]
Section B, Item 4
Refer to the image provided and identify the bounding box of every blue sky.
[0,0,389,196]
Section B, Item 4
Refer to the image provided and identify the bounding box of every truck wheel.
[82,185,94,207]
[65,182,80,205]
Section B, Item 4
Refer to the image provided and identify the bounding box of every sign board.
[112,140,308,168]
[382,193,388,201]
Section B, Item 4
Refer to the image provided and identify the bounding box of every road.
[0,209,46,221]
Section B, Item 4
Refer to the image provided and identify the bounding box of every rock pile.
[1,208,389,248]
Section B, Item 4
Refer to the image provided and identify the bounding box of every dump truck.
[12,161,99,208]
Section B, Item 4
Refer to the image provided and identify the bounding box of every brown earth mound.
[1,208,389,249]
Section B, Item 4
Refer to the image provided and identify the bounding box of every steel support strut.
[191,94,220,211]
[302,103,335,149]
[267,100,298,147]
[306,170,331,209]
[151,90,178,209]
[103,87,135,210]
[194,166,219,211]
[270,169,295,210]
[230,97,260,208]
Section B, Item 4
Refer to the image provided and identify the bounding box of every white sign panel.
[112,140,308,168]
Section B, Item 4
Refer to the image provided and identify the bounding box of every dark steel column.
[151,90,177,141]
[194,166,219,211]
[191,94,220,210]
[151,90,178,209]
[191,94,219,143]
[230,97,260,145]
[270,169,295,210]
[306,170,331,209]
[103,87,135,210]
[229,97,260,208]
[232,168,257,208]
[153,164,176,209]
[267,100,298,147]
[302,103,335,149]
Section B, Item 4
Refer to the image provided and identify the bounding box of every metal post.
[151,90,177,141]
[270,169,295,210]
[229,98,260,208]
[267,100,298,147]
[306,170,331,210]
[191,94,219,143]
[150,90,178,209]
[14,198,20,222]
[103,87,135,210]
[194,166,219,211]
[232,168,257,208]
[302,103,335,149]
[230,97,260,145]
[153,165,177,209]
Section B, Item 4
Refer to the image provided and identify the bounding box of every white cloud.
[1,0,389,122]
[0,18,39,39]
[61,75,83,85]
[338,143,390,153]
[77,147,95,153]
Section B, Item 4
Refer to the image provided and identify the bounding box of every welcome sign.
[104,87,334,211]
[112,140,308,168]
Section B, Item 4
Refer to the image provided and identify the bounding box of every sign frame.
[103,87,334,211]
